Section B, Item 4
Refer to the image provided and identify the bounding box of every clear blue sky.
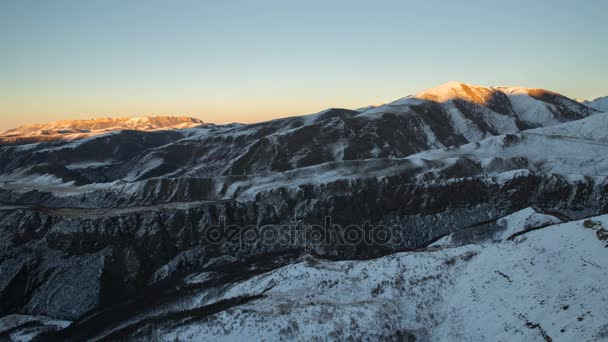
[1,0,607,129]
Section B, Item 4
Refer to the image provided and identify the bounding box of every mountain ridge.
[0,116,206,145]
[0,82,601,148]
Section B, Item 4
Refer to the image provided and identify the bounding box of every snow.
[65,161,118,170]
[443,101,491,141]
[526,112,608,141]
[354,105,380,112]
[583,96,608,112]
[356,96,424,116]
[9,112,605,202]
[434,215,608,341]
[1,83,607,340]
[358,81,500,116]
[480,107,521,133]
[411,113,608,178]
[419,119,445,149]
[36,130,123,151]
[0,174,76,191]
[492,169,533,184]
[227,158,424,200]
[145,214,608,341]
[123,158,163,181]
[493,207,562,240]
[355,82,572,149]
[497,87,562,126]
[2,112,606,204]
[414,81,493,103]
[431,207,563,247]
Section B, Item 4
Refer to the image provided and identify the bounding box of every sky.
[1,0,607,130]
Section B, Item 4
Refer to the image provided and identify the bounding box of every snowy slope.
[224,112,608,201]
[78,213,608,341]
[410,112,608,178]
[3,113,608,206]
[526,111,608,141]
[431,207,563,247]
[584,96,608,112]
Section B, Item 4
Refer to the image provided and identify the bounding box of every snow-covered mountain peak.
[414,81,495,104]
[413,82,563,106]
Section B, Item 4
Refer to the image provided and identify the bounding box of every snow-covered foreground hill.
[26,210,607,341]
[168,214,608,342]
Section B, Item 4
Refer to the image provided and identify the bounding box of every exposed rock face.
[0,83,606,339]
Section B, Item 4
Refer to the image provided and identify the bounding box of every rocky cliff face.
[0,83,606,340]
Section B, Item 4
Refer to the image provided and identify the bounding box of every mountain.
[583,96,608,112]
[0,82,596,183]
[0,116,205,145]
[0,82,607,340]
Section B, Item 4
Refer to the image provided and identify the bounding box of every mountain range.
[0,116,205,145]
[0,82,607,341]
